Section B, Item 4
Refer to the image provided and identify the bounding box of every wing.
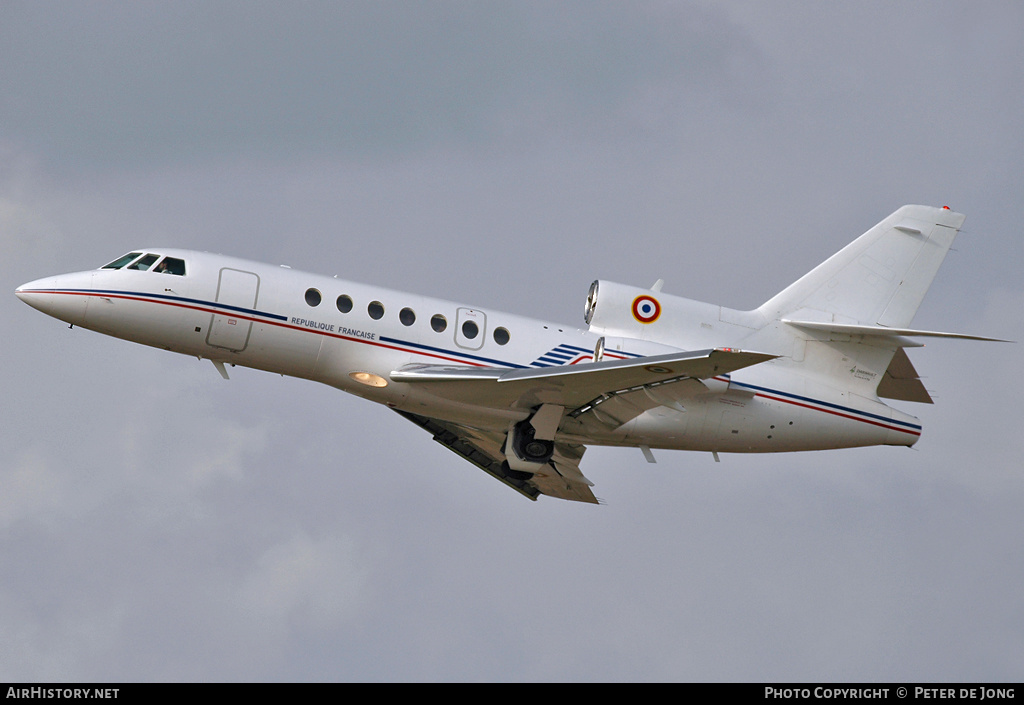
[394,410,599,504]
[391,348,777,413]
[390,348,777,503]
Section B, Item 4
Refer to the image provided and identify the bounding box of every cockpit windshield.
[153,257,186,275]
[102,253,143,269]
[127,253,159,270]
[101,252,187,276]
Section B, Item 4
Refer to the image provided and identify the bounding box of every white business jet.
[16,205,1003,503]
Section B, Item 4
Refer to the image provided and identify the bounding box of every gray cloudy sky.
[3,1,1023,682]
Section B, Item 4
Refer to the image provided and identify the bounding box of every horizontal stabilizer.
[782,319,1009,342]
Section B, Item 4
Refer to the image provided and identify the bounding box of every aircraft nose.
[15,272,94,326]
[15,277,58,315]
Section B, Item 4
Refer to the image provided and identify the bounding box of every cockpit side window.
[102,252,143,269]
[154,257,186,275]
[127,253,160,271]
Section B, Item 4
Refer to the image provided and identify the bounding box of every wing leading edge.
[391,348,777,412]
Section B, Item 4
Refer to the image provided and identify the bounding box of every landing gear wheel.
[511,419,554,464]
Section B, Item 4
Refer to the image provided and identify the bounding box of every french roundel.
[632,295,661,324]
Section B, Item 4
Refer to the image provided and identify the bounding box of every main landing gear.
[503,404,564,473]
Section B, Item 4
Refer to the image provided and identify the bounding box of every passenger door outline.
[206,268,259,352]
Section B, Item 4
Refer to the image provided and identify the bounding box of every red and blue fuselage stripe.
[716,376,921,436]
[28,287,918,435]
[25,287,532,368]
[33,287,291,321]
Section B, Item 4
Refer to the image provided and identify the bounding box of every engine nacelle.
[583,279,764,351]
[584,279,682,338]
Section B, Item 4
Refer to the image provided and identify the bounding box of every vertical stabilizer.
[758,205,965,327]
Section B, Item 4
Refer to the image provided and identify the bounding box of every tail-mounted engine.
[584,279,758,351]
[585,279,673,339]
[585,280,690,356]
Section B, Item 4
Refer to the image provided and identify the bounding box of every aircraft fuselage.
[16,248,921,456]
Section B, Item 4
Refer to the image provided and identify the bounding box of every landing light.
[349,371,389,388]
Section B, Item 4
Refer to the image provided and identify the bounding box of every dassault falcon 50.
[16,205,1003,503]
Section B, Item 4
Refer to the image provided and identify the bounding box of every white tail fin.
[758,205,965,327]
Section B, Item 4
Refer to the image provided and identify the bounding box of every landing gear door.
[207,268,259,352]
[454,307,486,350]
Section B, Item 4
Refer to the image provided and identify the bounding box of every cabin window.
[368,301,384,320]
[336,295,353,313]
[153,257,186,275]
[305,288,322,307]
[127,253,160,271]
[399,308,416,326]
[430,314,447,332]
[102,253,143,269]
[461,320,479,339]
[493,327,510,345]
